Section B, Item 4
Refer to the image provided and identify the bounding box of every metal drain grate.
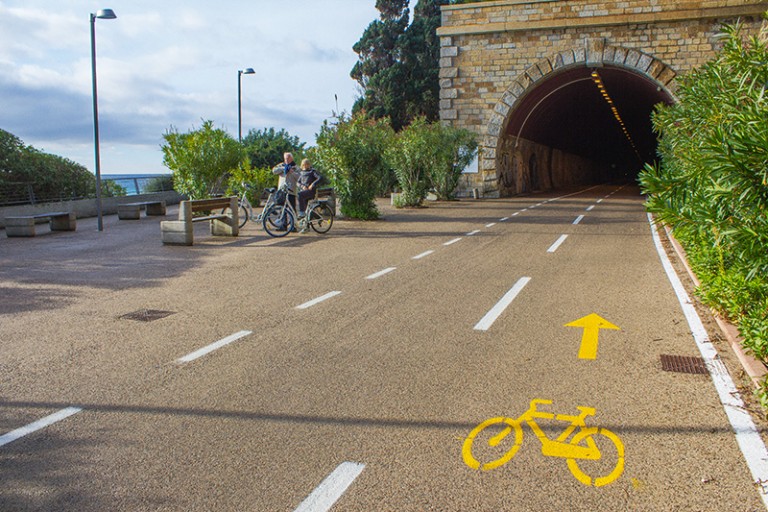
[120,309,176,322]
[660,354,709,374]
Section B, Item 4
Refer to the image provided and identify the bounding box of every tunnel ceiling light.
[590,69,641,161]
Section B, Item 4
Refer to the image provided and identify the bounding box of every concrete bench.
[160,197,239,245]
[117,200,167,220]
[5,212,76,237]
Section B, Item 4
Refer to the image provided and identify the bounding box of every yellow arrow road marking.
[565,313,620,359]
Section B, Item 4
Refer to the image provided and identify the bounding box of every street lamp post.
[90,8,116,232]
[238,68,255,142]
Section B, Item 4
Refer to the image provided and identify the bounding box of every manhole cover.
[120,309,176,322]
[660,354,709,374]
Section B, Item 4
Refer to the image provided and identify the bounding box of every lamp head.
[95,9,117,19]
[242,68,255,75]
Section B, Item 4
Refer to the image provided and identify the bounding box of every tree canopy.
[0,128,116,204]
[351,0,452,131]
[161,120,245,199]
[242,127,306,170]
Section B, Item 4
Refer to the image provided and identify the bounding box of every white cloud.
[0,0,399,173]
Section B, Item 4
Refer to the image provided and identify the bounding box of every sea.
[101,173,173,196]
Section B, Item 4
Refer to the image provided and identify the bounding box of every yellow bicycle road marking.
[462,399,625,487]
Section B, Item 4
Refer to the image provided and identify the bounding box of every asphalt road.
[1,184,766,511]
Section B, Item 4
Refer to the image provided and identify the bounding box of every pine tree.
[351,0,455,131]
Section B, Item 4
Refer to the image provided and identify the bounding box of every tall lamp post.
[90,8,117,232]
[238,68,255,142]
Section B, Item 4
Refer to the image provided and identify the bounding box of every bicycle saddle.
[265,187,277,193]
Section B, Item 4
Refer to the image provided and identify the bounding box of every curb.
[662,224,768,388]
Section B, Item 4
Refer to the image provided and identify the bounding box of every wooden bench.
[160,197,239,245]
[117,200,167,220]
[5,212,76,237]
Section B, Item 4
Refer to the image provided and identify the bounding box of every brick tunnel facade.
[437,0,766,197]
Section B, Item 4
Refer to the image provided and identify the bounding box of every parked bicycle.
[262,184,334,238]
[462,398,625,487]
[224,183,278,228]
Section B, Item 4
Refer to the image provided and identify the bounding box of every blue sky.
[0,1,416,174]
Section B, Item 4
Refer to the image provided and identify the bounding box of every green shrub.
[388,118,432,207]
[639,21,768,407]
[314,113,394,219]
[161,120,245,199]
[225,163,276,207]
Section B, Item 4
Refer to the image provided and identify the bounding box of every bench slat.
[191,214,229,222]
[186,198,234,211]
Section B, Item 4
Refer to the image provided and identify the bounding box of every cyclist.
[297,158,322,216]
[270,152,299,230]
[272,152,299,211]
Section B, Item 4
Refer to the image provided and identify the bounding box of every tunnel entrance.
[496,64,675,196]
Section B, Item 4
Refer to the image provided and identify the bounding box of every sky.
[0,1,417,175]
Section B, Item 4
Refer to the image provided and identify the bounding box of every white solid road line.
[296,291,343,310]
[412,250,434,260]
[649,213,768,507]
[293,462,366,512]
[176,330,253,363]
[547,234,569,253]
[444,237,462,246]
[366,267,397,280]
[0,407,82,447]
[474,277,532,331]
[573,215,585,225]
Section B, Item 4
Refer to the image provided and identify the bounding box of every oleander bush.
[638,21,768,408]
[314,113,395,219]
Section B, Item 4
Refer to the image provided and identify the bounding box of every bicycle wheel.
[308,203,334,234]
[221,203,249,228]
[565,427,625,487]
[262,204,294,238]
[462,417,523,471]
[237,204,249,228]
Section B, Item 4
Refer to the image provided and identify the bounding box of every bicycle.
[462,398,625,487]
[261,184,334,238]
[224,184,279,228]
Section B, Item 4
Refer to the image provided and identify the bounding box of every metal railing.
[0,175,175,207]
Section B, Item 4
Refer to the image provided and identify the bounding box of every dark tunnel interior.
[505,65,675,182]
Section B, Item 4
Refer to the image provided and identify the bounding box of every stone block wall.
[437,0,767,195]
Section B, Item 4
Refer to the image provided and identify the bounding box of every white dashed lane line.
[547,234,569,253]
[366,267,397,280]
[0,407,82,448]
[176,330,253,363]
[296,291,343,310]
[444,237,463,246]
[473,277,532,331]
[573,215,585,225]
[293,462,366,512]
[412,250,434,260]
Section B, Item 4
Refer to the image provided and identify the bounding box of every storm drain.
[660,354,709,375]
[120,309,176,322]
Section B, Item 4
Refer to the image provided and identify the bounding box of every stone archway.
[479,39,678,197]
